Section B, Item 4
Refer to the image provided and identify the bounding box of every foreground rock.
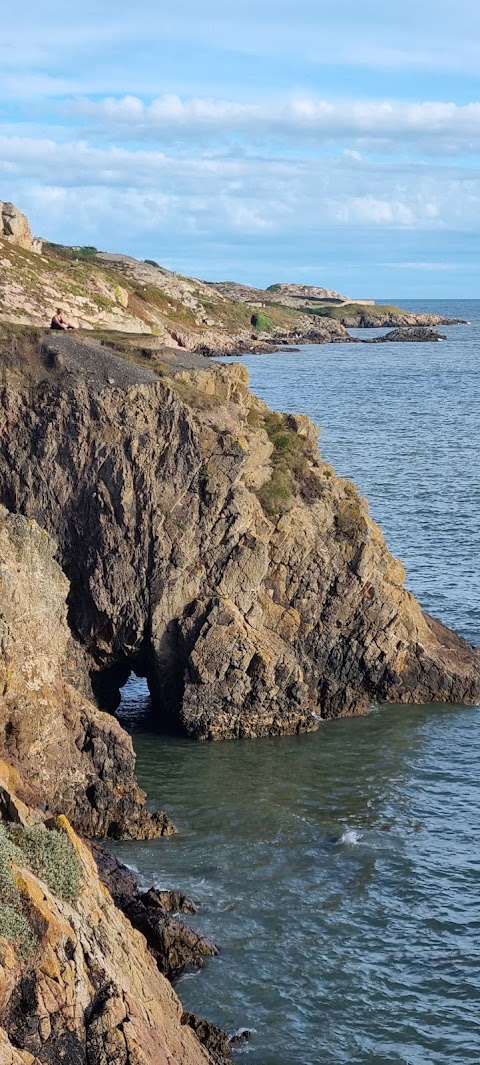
[0,763,218,1065]
[0,327,478,740]
[0,504,172,838]
[90,845,218,981]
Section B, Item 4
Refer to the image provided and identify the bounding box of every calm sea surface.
[114,300,480,1065]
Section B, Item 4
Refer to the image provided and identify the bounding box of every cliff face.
[0,328,478,740]
[0,764,215,1065]
[0,504,173,837]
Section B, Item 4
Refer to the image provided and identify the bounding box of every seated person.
[50,308,75,330]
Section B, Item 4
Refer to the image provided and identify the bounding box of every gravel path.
[43,330,211,391]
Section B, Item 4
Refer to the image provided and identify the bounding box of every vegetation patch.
[251,312,274,331]
[302,302,404,324]
[0,821,82,958]
[257,412,321,515]
[335,500,363,539]
[43,242,99,262]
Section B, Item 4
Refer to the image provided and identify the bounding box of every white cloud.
[336,197,416,227]
[70,94,480,156]
[3,132,479,251]
[380,262,462,271]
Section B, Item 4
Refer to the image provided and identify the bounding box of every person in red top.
[50,308,75,330]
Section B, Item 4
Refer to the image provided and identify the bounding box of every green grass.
[251,312,274,331]
[43,242,98,262]
[302,303,403,321]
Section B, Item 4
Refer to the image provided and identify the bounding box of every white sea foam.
[338,828,361,845]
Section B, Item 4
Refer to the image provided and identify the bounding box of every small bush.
[92,294,112,310]
[257,413,319,515]
[0,825,38,959]
[8,825,82,903]
[0,902,37,959]
[251,312,274,331]
[258,465,294,516]
[335,501,362,539]
[266,283,282,293]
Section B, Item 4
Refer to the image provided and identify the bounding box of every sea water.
[113,301,480,1065]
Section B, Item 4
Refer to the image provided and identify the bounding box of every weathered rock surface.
[368,326,447,343]
[0,202,41,254]
[0,503,173,837]
[0,767,217,1065]
[322,305,464,328]
[0,327,478,740]
[90,844,218,981]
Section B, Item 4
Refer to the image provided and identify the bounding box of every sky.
[2,0,480,296]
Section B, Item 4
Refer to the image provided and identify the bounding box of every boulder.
[0,201,41,253]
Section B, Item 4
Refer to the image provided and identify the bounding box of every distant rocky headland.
[0,200,465,358]
[0,201,478,1063]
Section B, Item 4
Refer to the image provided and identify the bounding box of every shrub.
[257,413,320,515]
[0,825,38,959]
[8,825,82,903]
[266,283,282,293]
[251,312,274,331]
[0,902,37,959]
[258,465,294,516]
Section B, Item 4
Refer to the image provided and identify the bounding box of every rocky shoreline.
[0,204,478,1062]
[0,324,479,1061]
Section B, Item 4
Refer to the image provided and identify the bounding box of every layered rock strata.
[0,763,216,1065]
[0,504,172,837]
[0,328,478,740]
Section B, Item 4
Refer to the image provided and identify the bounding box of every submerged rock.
[181,1013,233,1065]
[90,844,217,981]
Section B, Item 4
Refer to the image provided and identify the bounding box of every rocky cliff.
[0,762,219,1065]
[0,218,347,350]
[0,502,172,838]
[0,326,478,742]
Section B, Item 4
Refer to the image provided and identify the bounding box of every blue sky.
[2,0,480,295]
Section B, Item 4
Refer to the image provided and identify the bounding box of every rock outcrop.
[0,763,218,1065]
[90,844,218,982]
[368,326,447,343]
[0,502,173,837]
[0,202,41,254]
[0,327,478,741]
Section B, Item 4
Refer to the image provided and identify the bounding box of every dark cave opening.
[91,652,188,737]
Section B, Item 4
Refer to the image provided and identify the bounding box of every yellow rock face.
[0,781,212,1065]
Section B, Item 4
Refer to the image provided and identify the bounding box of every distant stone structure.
[0,199,42,253]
